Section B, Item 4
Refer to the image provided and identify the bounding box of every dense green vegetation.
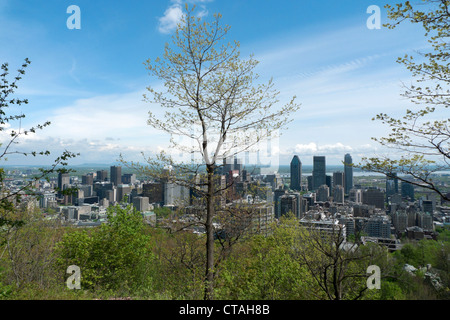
[0,208,448,300]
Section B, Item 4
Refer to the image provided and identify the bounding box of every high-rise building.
[133,196,150,212]
[302,193,316,207]
[418,212,433,230]
[362,188,385,209]
[93,182,113,201]
[344,154,353,195]
[422,199,434,214]
[332,171,344,188]
[333,185,345,204]
[326,175,332,190]
[143,182,164,205]
[273,187,286,219]
[81,174,94,185]
[280,194,298,218]
[58,172,70,195]
[317,184,329,202]
[312,156,326,191]
[401,180,415,201]
[264,173,283,191]
[290,155,302,191]
[117,184,131,203]
[366,215,391,239]
[394,211,408,232]
[386,172,399,202]
[122,173,136,185]
[110,166,122,186]
[164,183,190,207]
[96,170,108,182]
[349,189,363,204]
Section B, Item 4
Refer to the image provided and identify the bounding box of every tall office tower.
[96,170,108,182]
[386,172,399,202]
[290,155,302,191]
[312,156,326,191]
[344,153,353,195]
[401,181,415,201]
[81,174,94,185]
[110,166,122,186]
[333,171,344,188]
[274,187,286,219]
[280,194,299,218]
[58,172,70,191]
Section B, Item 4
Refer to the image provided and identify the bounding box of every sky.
[0,0,435,167]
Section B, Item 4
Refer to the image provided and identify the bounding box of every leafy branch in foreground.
[0,58,79,228]
[360,0,450,201]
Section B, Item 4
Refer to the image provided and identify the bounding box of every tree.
[215,214,319,300]
[360,0,450,201]
[55,202,154,296]
[123,5,300,300]
[0,207,65,291]
[294,223,378,300]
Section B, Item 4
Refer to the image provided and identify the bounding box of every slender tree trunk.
[204,164,215,300]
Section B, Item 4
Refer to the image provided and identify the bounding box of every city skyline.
[0,0,440,166]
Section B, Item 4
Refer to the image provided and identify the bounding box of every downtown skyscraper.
[312,156,326,191]
[344,153,353,195]
[290,155,302,191]
[110,165,122,187]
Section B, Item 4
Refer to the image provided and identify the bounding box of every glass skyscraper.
[290,155,302,191]
[312,156,326,191]
[344,153,353,195]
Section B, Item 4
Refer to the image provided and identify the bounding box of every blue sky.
[0,0,433,167]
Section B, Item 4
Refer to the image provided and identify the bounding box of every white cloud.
[158,3,184,34]
[0,89,175,165]
[293,142,354,155]
[293,142,318,154]
[158,0,212,34]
